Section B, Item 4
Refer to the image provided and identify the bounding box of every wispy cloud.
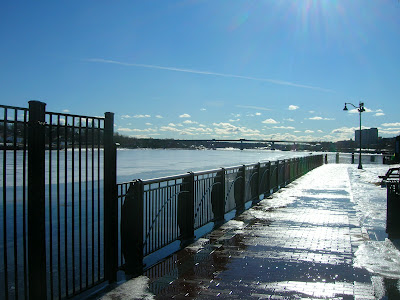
[86,58,333,92]
[382,122,400,127]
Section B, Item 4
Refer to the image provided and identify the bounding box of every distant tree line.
[1,122,397,154]
[113,132,398,153]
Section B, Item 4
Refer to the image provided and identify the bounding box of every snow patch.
[355,239,400,279]
[100,276,155,300]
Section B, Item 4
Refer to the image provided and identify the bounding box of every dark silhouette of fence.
[0,101,118,300]
[0,100,323,299]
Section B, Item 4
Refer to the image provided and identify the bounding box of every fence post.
[276,160,280,188]
[212,168,225,225]
[28,100,47,300]
[267,161,271,195]
[121,180,144,275]
[254,163,261,204]
[178,173,195,246]
[235,165,246,214]
[104,112,118,282]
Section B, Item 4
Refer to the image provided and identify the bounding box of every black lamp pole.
[343,101,365,169]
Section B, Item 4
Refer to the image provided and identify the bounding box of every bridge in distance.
[175,138,322,150]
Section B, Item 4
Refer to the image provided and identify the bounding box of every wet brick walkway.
[103,165,379,299]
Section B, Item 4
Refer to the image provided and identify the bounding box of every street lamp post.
[343,101,365,169]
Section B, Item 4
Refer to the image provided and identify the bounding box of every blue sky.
[1,0,399,142]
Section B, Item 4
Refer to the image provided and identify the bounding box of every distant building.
[355,128,378,148]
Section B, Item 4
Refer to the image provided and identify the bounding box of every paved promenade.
[101,164,400,299]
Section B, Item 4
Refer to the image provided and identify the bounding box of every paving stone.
[103,165,389,299]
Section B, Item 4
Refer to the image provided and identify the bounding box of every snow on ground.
[100,276,155,300]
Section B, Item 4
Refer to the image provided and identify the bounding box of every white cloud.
[382,122,400,127]
[134,114,151,118]
[190,127,213,133]
[200,108,206,111]
[179,113,191,118]
[347,107,373,114]
[305,130,314,133]
[213,122,261,136]
[183,120,198,124]
[118,127,156,133]
[379,128,400,135]
[309,116,335,121]
[331,127,357,134]
[317,130,323,133]
[374,112,385,117]
[229,119,240,122]
[262,118,279,124]
[273,126,295,130]
[168,123,176,127]
[121,114,132,119]
[246,112,262,117]
[145,123,152,126]
[155,115,163,118]
[285,118,295,122]
[288,105,299,110]
[309,111,315,114]
[62,109,70,113]
[160,126,181,132]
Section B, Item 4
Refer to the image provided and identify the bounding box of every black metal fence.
[0,100,323,299]
[0,101,118,300]
[119,155,323,274]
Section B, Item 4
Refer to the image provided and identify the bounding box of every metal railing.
[0,99,323,299]
[119,155,323,274]
[0,101,117,300]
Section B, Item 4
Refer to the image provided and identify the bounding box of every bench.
[379,167,400,187]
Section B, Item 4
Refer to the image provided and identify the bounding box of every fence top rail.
[0,104,29,111]
[245,163,259,169]
[224,165,245,171]
[142,173,192,185]
[0,105,106,121]
[193,168,222,176]
[46,110,105,121]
